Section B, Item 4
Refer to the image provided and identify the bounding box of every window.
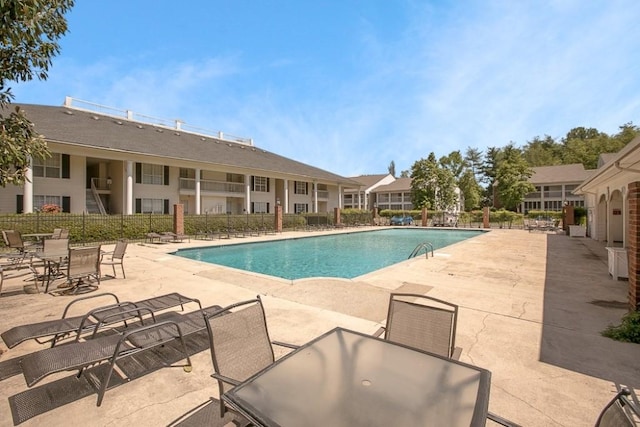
[295,181,308,195]
[34,195,62,210]
[179,168,195,179]
[33,153,61,178]
[294,203,308,214]
[135,198,169,214]
[142,164,164,185]
[253,176,268,192]
[226,173,244,183]
[252,202,268,213]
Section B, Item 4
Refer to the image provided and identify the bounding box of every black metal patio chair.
[204,296,298,421]
[374,292,461,359]
[100,239,128,278]
[595,388,640,427]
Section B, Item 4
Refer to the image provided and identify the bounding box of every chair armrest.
[451,346,462,360]
[373,326,385,338]
[272,340,299,349]
[487,411,522,427]
[212,372,241,387]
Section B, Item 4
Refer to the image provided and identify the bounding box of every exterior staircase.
[85,189,102,214]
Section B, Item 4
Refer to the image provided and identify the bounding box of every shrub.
[602,310,640,343]
[40,204,61,213]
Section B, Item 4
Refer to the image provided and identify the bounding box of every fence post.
[82,212,86,245]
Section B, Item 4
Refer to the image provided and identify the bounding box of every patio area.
[0,227,637,426]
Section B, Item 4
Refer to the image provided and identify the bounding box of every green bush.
[602,310,640,343]
[526,210,562,220]
[574,207,587,226]
[339,209,373,225]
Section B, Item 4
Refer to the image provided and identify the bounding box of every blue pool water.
[173,228,484,280]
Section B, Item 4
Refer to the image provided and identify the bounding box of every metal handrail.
[408,242,434,259]
[90,178,107,215]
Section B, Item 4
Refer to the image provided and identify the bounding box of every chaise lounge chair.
[145,232,173,244]
[161,231,190,242]
[20,303,221,406]
[1,292,200,349]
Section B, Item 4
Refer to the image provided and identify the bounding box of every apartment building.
[520,164,594,213]
[0,98,359,215]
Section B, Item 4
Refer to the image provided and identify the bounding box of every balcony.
[179,178,244,195]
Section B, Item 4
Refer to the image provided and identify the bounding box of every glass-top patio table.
[222,327,491,427]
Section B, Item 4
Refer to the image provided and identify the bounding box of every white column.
[313,182,318,213]
[195,168,201,215]
[245,174,251,213]
[622,186,627,248]
[125,161,133,215]
[23,156,33,213]
[338,184,343,209]
[284,179,289,214]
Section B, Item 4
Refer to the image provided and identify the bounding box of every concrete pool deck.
[0,227,638,426]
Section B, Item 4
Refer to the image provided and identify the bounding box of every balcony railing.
[179,178,245,194]
[317,190,329,199]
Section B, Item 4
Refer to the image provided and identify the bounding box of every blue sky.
[11,0,640,177]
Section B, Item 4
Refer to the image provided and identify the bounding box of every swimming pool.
[173,228,484,280]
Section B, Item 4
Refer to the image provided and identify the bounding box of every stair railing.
[90,178,107,215]
[408,242,434,259]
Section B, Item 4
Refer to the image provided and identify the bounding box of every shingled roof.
[349,174,389,186]
[14,103,359,186]
[374,177,412,192]
[530,164,594,184]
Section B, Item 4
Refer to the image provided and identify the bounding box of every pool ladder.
[409,242,434,259]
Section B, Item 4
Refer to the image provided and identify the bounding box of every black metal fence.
[0,210,379,248]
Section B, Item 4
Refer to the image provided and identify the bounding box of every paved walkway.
[0,228,638,426]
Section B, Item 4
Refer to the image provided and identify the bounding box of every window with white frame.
[142,163,164,185]
[294,203,308,214]
[253,202,268,213]
[179,168,195,179]
[34,195,62,210]
[295,181,308,195]
[142,198,164,214]
[253,176,268,192]
[33,153,61,178]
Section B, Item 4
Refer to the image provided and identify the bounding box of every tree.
[410,153,457,212]
[388,160,396,177]
[458,169,482,211]
[399,169,410,178]
[522,135,562,167]
[495,144,534,210]
[0,0,74,187]
[464,147,483,176]
[479,146,503,206]
[439,150,466,180]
